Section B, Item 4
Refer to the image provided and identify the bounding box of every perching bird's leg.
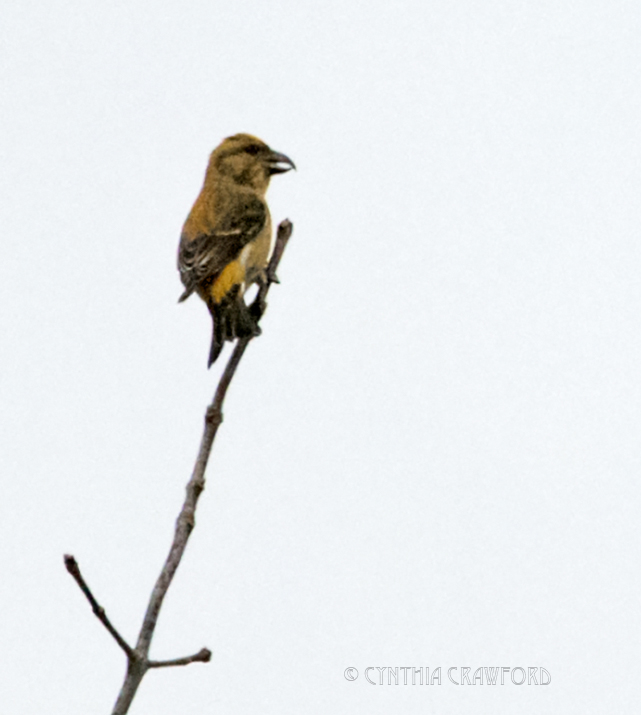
[234,297,261,337]
[248,272,268,321]
[248,293,267,321]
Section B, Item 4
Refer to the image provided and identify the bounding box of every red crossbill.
[178,134,295,366]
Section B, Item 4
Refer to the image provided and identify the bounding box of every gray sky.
[2,0,641,712]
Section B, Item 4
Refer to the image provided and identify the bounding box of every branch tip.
[148,647,212,669]
[63,553,134,660]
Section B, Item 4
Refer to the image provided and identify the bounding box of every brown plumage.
[178,134,295,366]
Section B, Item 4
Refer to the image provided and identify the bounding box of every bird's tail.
[207,288,261,367]
[208,302,225,367]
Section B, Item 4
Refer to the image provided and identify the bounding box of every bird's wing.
[178,195,266,302]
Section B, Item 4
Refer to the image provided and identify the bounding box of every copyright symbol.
[344,667,359,681]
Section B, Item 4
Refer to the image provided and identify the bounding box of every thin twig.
[63,554,134,659]
[148,648,212,669]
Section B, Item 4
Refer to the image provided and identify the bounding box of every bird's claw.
[249,295,267,321]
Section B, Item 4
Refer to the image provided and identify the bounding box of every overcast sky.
[2,1,641,713]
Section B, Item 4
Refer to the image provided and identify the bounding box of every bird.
[177,133,295,367]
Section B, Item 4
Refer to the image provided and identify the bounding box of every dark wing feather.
[178,195,266,302]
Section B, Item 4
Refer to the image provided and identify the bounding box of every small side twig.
[148,648,212,669]
[63,554,134,659]
[64,220,293,715]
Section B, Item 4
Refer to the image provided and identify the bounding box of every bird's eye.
[244,144,261,155]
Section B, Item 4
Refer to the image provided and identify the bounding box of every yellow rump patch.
[211,259,246,303]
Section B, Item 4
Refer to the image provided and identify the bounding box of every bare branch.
[63,554,134,659]
[266,219,292,284]
[108,219,294,715]
[148,648,212,669]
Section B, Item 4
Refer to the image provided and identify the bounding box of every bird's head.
[208,133,295,193]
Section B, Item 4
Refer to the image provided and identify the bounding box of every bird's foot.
[249,294,267,321]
